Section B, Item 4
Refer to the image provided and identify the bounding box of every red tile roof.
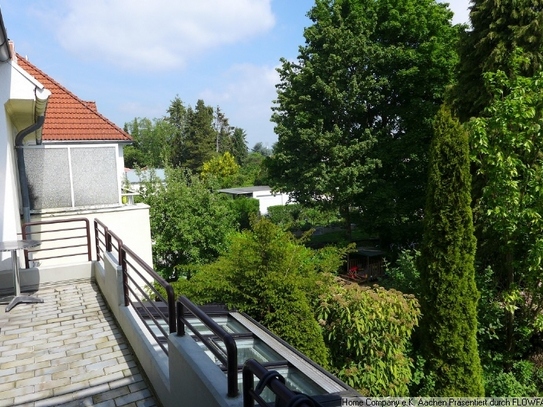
[16,55,132,142]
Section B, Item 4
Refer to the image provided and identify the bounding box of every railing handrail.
[243,359,321,407]
[22,218,92,267]
[94,218,176,354]
[94,218,123,263]
[177,296,239,398]
[94,218,108,262]
[121,244,176,333]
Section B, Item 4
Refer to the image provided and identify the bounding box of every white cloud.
[199,63,280,145]
[54,0,275,71]
[118,101,166,121]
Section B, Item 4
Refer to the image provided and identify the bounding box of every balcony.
[0,278,157,406]
[0,218,361,407]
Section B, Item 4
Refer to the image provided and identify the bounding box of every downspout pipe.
[15,115,45,223]
[15,87,50,223]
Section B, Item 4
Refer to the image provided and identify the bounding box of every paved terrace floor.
[0,279,158,407]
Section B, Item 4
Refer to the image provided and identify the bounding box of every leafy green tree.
[175,217,349,367]
[419,106,484,396]
[469,58,543,359]
[317,281,420,396]
[453,0,543,122]
[124,117,174,168]
[251,142,272,157]
[236,151,269,186]
[268,0,380,237]
[228,197,259,231]
[140,168,237,280]
[201,152,240,187]
[268,0,458,243]
[361,0,459,246]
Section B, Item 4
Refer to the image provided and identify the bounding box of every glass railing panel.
[238,365,327,403]
[222,337,283,365]
[198,337,283,366]
[185,315,249,336]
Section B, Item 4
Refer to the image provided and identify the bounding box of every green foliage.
[139,168,237,280]
[174,217,349,367]
[231,127,249,165]
[201,152,240,187]
[124,96,250,172]
[235,152,269,186]
[317,281,420,396]
[181,100,216,171]
[269,0,381,232]
[382,249,420,296]
[251,142,272,157]
[454,0,543,121]
[419,106,484,396]
[214,106,233,155]
[266,204,341,231]
[228,197,260,231]
[469,56,543,356]
[485,361,540,397]
[268,0,458,244]
[360,0,460,246]
[475,266,506,368]
[124,117,175,168]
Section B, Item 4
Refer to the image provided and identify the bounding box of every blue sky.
[1,0,469,149]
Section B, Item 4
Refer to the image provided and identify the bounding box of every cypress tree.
[419,105,484,396]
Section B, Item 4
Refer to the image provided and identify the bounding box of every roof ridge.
[15,54,132,142]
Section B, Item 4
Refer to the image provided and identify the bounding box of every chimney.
[8,40,16,63]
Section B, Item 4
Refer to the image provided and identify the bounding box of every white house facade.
[0,28,153,273]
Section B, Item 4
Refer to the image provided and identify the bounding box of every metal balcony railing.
[94,218,122,264]
[21,217,340,405]
[121,244,176,354]
[94,218,176,355]
[177,296,239,398]
[21,218,92,268]
[243,359,322,407]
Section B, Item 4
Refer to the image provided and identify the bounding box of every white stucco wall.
[0,59,44,271]
[28,203,153,267]
[253,190,290,215]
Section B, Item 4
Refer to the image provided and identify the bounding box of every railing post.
[242,362,255,407]
[120,246,129,307]
[225,335,239,398]
[242,359,319,407]
[83,218,91,262]
[167,285,176,334]
[176,301,185,336]
[21,223,30,268]
[105,227,112,253]
[178,296,239,398]
[94,219,99,261]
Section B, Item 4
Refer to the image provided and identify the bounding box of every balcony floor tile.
[0,279,158,407]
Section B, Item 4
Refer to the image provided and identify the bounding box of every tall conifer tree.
[454,0,543,121]
[182,100,216,171]
[419,106,483,396]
